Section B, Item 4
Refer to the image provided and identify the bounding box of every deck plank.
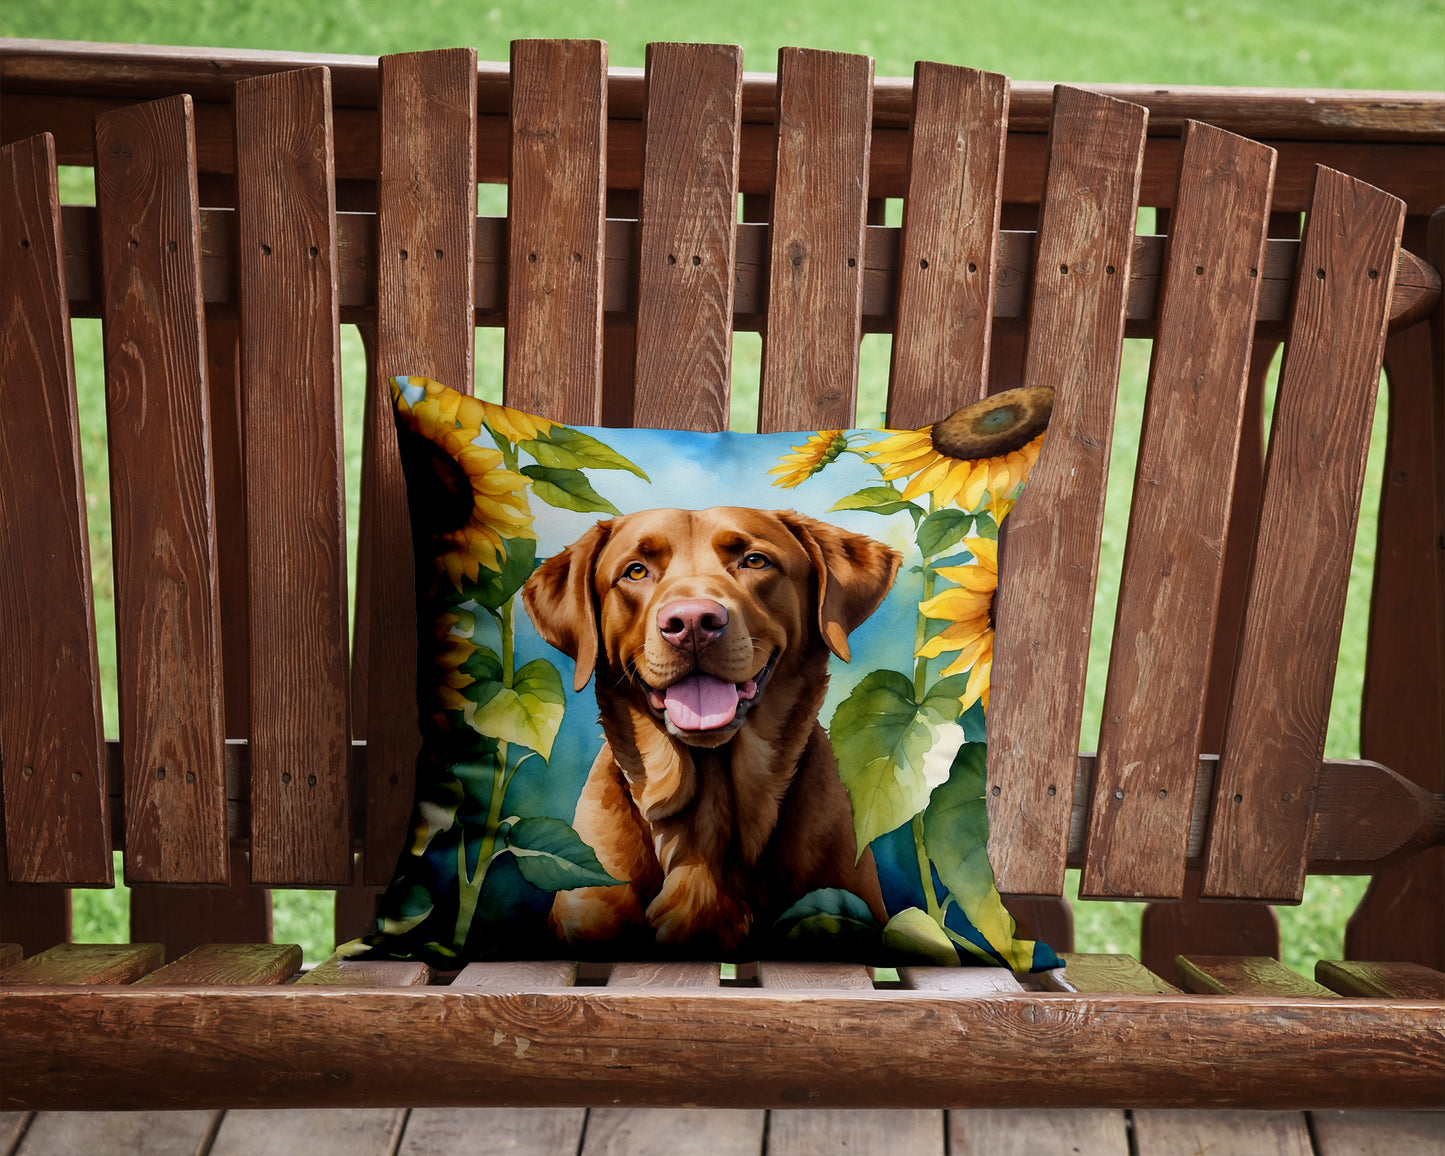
[583,1109,763,1156]
[0,943,163,985]
[1316,960,1445,998]
[769,1110,944,1156]
[1310,1110,1445,1155]
[1132,1110,1313,1156]
[14,1111,217,1156]
[400,1108,586,1156]
[951,1109,1128,1155]
[209,1109,403,1156]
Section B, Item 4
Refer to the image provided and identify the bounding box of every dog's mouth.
[642,651,778,737]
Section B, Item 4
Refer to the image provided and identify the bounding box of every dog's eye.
[622,561,649,581]
[741,552,771,570]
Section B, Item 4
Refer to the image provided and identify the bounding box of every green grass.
[22,0,1442,970]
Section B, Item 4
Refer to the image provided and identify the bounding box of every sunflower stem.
[912,812,942,920]
[454,738,511,949]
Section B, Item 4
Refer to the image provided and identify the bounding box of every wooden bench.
[1,38,1443,1117]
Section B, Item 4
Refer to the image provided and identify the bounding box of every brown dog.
[521,507,900,955]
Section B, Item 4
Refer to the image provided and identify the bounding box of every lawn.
[10,0,1443,969]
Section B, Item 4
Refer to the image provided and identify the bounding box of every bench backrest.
[1,42,1440,958]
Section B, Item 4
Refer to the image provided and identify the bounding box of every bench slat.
[1084,122,1276,900]
[298,954,433,987]
[132,942,301,986]
[1044,953,1181,994]
[758,48,873,434]
[756,961,872,990]
[0,942,162,985]
[13,1110,221,1156]
[504,39,606,424]
[631,42,742,433]
[898,967,1024,993]
[608,962,720,988]
[1316,959,1445,999]
[93,95,229,886]
[1176,955,1337,997]
[358,48,479,885]
[233,67,353,886]
[988,87,1148,897]
[0,133,111,886]
[451,961,579,988]
[887,63,1008,428]
[582,1107,763,1156]
[1205,167,1407,903]
[208,1109,404,1156]
[1310,1110,1445,1156]
[0,876,70,958]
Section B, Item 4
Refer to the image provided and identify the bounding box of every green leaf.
[971,511,999,541]
[773,888,883,957]
[882,907,960,966]
[504,817,622,891]
[519,426,649,479]
[463,536,537,610]
[916,508,973,558]
[829,670,967,852]
[920,674,973,723]
[921,743,1033,970]
[829,484,925,526]
[465,659,566,759]
[521,465,621,516]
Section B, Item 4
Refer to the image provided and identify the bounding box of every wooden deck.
[3,1108,1443,1155]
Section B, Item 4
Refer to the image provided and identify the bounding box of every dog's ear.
[779,512,901,662]
[521,521,612,692]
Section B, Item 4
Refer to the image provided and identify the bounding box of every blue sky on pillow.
[359,375,1058,970]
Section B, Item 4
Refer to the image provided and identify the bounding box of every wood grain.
[3,987,1442,1110]
[401,1108,587,1156]
[609,962,719,988]
[1204,167,1407,902]
[770,1110,943,1156]
[13,1110,219,1156]
[452,961,579,988]
[1310,1110,1445,1156]
[0,942,162,985]
[757,48,874,434]
[951,1109,1128,1156]
[1316,959,1445,999]
[1175,955,1336,997]
[504,39,607,424]
[898,967,1024,993]
[0,133,111,885]
[93,95,229,885]
[1132,1110,1312,1156]
[1083,123,1275,900]
[361,48,478,885]
[1049,953,1181,994]
[888,64,1009,427]
[631,43,742,432]
[233,67,352,886]
[756,962,871,990]
[298,955,432,987]
[132,942,301,986]
[987,87,1148,897]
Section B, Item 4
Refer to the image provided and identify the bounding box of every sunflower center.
[396,427,476,535]
[930,386,1055,461]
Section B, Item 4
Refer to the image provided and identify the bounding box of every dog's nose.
[658,599,729,651]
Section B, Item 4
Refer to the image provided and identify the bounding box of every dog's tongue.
[663,672,742,731]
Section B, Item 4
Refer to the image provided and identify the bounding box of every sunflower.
[769,430,849,488]
[430,425,536,587]
[867,387,1052,520]
[392,375,555,445]
[918,537,998,711]
[432,610,480,716]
